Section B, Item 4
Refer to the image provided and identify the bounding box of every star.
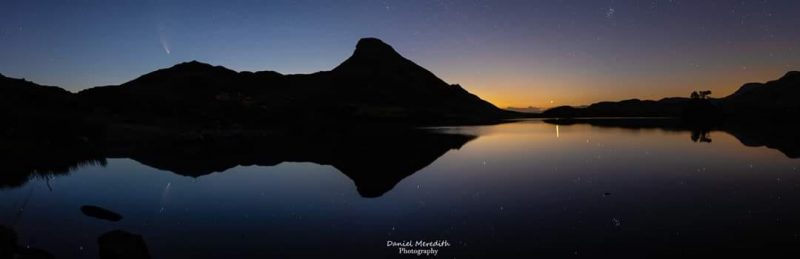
[606,7,616,18]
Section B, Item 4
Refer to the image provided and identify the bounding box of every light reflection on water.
[1,120,799,258]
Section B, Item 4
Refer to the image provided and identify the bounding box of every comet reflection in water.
[158,182,171,214]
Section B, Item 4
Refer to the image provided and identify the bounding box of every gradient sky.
[1,0,799,108]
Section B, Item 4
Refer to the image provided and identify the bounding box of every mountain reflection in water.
[1,126,476,197]
[2,119,800,258]
[543,117,800,159]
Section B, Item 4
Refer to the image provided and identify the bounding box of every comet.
[158,24,171,55]
[159,32,171,55]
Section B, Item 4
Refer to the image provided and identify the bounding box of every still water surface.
[2,120,799,258]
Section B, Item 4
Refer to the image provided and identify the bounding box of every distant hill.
[542,71,799,118]
[542,97,690,118]
[77,38,511,127]
[506,106,542,113]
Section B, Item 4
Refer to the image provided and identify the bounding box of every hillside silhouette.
[721,71,800,115]
[542,71,800,119]
[77,38,512,127]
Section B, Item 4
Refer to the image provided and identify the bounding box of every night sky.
[2,0,798,108]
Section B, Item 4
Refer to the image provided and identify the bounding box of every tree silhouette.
[690,90,712,99]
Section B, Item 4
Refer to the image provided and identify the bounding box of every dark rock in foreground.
[0,226,15,258]
[0,225,55,259]
[98,230,151,259]
[81,205,123,222]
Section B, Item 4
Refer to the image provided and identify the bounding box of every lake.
[2,119,799,258]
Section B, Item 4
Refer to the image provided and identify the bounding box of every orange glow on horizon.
[454,67,792,110]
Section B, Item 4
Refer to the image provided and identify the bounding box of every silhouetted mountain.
[77,38,510,127]
[0,75,85,135]
[0,74,72,108]
[330,38,507,123]
[0,74,96,138]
